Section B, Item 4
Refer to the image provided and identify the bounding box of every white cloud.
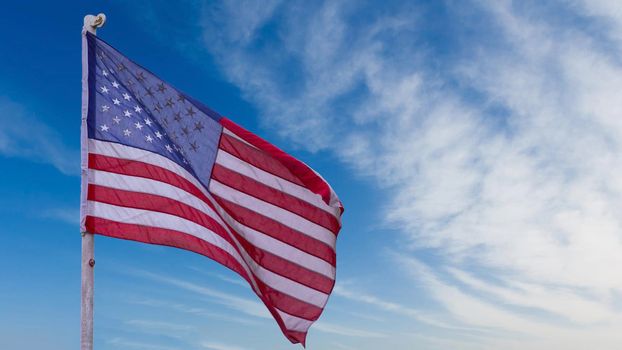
[40,207,78,225]
[332,283,458,330]
[571,0,622,47]
[130,270,270,319]
[186,267,248,288]
[312,321,387,338]
[107,337,180,350]
[131,0,622,347]
[125,319,196,335]
[397,254,622,350]
[196,0,622,346]
[0,96,78,175]
[200,341,250,350]
[397,254,567,335]
[447,267,616,324]
[126,296,260,326]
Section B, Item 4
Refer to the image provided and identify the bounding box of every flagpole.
[81,13,106,350]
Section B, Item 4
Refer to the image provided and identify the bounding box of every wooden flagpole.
[81,13,106,350]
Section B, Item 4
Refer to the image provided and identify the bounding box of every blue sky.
[2,1,622,349]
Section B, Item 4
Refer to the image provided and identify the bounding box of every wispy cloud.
[447,267,616,324]
[396,254,565,335]
[198,0,622,285]
[125,319,197,336]
[186,267,248,288]
[333,282,459,330]
[200,341,250,350]
[312,321,387,338]
[126,296,260,326]
[0,96,78,175]
[197,0,622,340]
[396,254,622,349]
[130,270,270,319]
[127,0,622,348]
[330,343,356,350]
[40,207,78,225]
[107,337,180,350]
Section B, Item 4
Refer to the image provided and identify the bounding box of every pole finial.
[83,13,106,34]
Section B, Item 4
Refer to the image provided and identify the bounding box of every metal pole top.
[83,13,106,34]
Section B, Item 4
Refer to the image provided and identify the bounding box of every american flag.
[80,33,344,345]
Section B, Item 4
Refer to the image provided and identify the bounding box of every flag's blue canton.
[86,33,222,187]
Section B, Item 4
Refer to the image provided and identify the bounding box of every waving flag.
[80,32,344,345]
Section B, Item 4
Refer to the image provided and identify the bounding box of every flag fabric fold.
[81,33,344,345]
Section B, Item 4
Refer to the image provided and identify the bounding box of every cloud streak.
[126,0,622,348]
[126,296,260,326]
[130,269,270,320]
[107,337,180,350]
[194,0,622,347]
[0,96,78,175]
[200,342,250,350]
[312,321,387,338]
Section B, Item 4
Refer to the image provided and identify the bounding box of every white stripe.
[87,199,328,308]
[224,127,342,215]
[210,179,336,248]
[90,138,340,223]
[215,149,341,220]
[223,127,258,149]
[203,192,330,309]
[88,169,335,278]
[226,216,335,279]
[88,139,330,307]
[90,139,336,250]
[87,200,250,277]
[89,139,333,332]
[276,308,313,332]
[90,139,208,194]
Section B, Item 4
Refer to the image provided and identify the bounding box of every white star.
[123,93,132,101]
[123,110,132,117]
[155,131,163,139]
[145,135,153,143]
[112,116,121,124]
[123,129,132,137]
[144,118,152,126]
[100,124,109,132]
[102,70,108,77]
[112,98,121,106]
[165,144,173,153]
[134,105,143,113]
[101,105,110,112]
[134,122,143,130]
[100,86,109,94]
[112,81,120,88]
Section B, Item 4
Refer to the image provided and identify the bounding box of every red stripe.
[233,232,334,294]
[218,133,304,186]
[88,149,328,338]
[85,216,320,337]
[89,153,202,201]
[212,164,340,234]
[89,153,335,265]
[87,201,324,321]
[212,195,336,265]
[282,330,307,346]
[260,284,323,321]
[85,215,252,285]
[220,118,336,207]
[87,184,234,245]
[89,184,334,294]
